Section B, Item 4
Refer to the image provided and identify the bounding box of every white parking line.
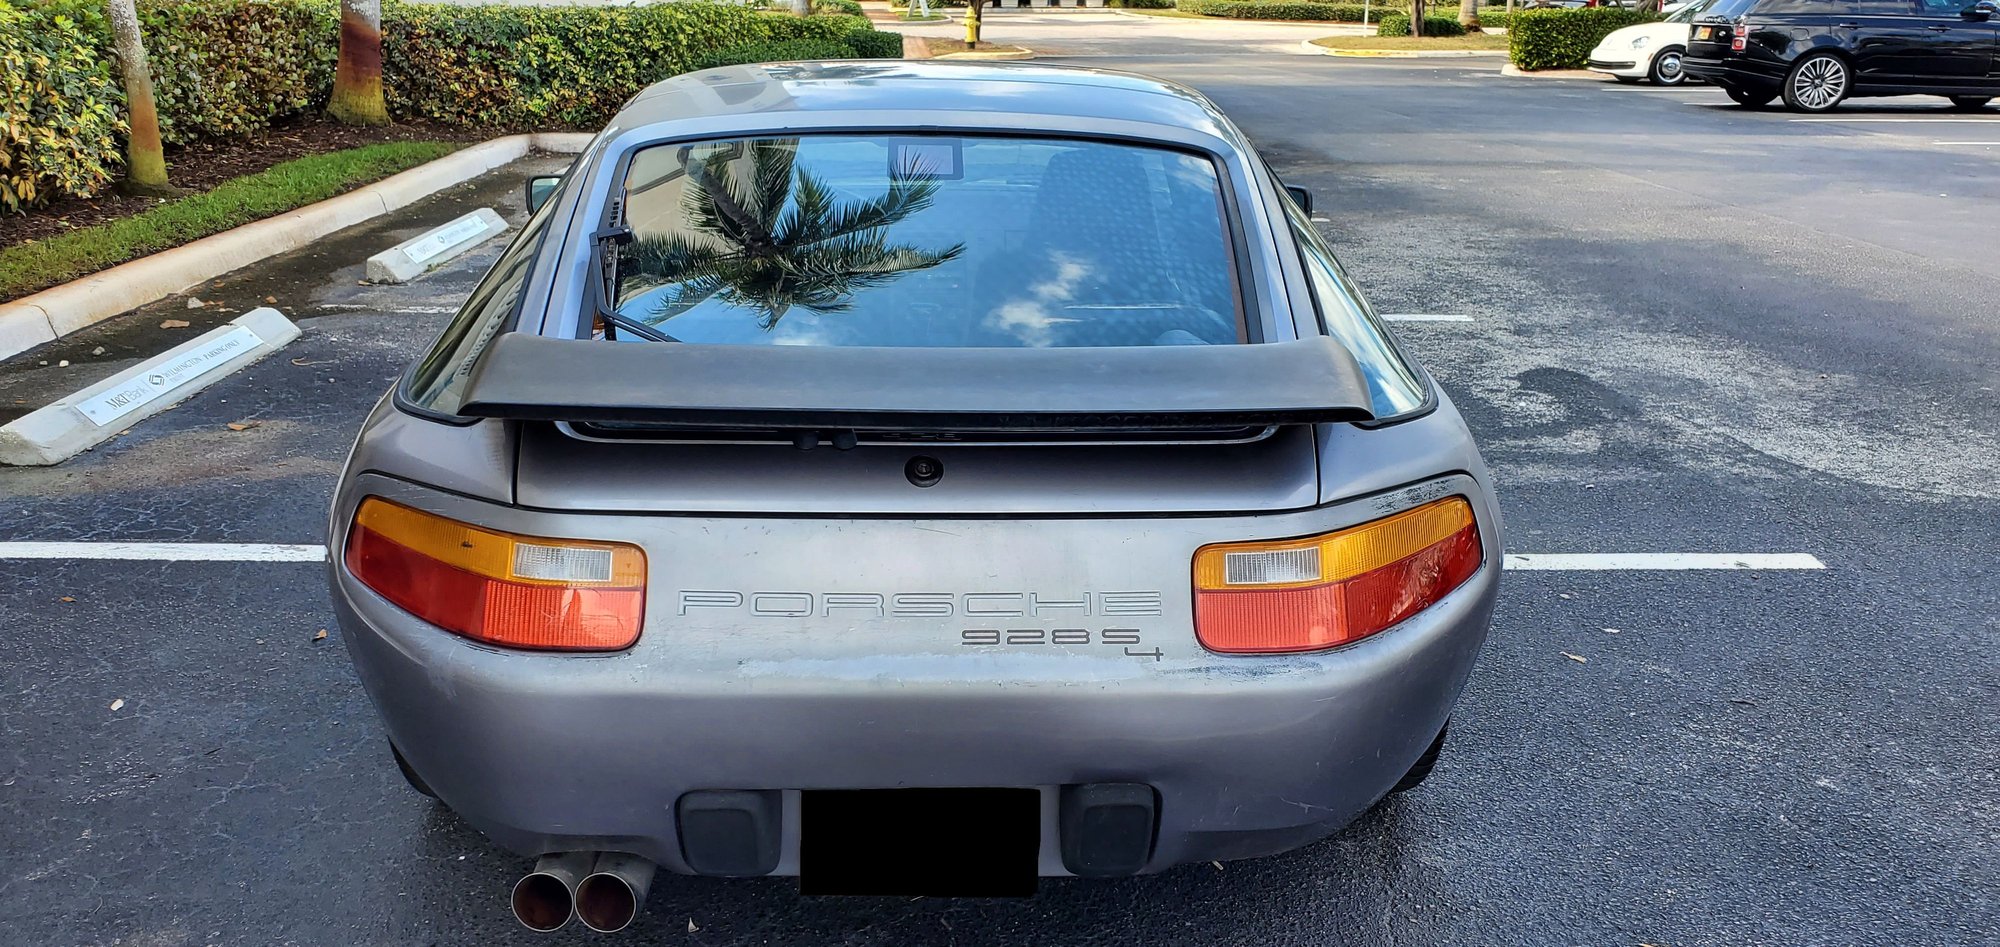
[1789,117,2000,124]
[1381,313,1475,323]
[0,542,328,562]
[0,543,1827,571]
[316,304,459,314]
[1502,553,1824,571]
[1932,141,2000,145]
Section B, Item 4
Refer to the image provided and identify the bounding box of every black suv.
[1683,0,2000,111]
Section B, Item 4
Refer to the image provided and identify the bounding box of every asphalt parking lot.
[2,48,1996,947]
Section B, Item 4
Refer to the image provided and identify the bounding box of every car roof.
[610,60,1240,144]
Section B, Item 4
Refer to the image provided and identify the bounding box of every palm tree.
[619,139,964,332]
[1459,0,1482,31]
[104,0,172,194]
[329,0,389,125]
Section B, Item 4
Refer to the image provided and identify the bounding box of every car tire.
[392,743,439,799]
[1648,46,1686,85]
[1724,84,1776,108]
[1947,96,1993,111]
[1782,52,1850,113]
[1388,720,1450,794]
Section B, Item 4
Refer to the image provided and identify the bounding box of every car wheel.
[392,743,439,799]
[1724,84,1776,108]
[1388,720,1450,794]
[1947,96,1993,111]
[1649,46,1686,85]
[1782,52,1850,113]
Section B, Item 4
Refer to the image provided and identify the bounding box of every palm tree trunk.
[329,0,389,125]
[104,0,172,195]
[792,0,811,14]
[1411,0,1426,36]
[1460,0,1481,30]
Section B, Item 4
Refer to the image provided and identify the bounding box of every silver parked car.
[328,61,1501,931]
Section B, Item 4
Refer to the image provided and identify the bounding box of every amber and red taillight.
[344,498,646,651]
[1192,497,1483,654]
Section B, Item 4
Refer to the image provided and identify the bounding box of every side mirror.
[1284,185,1314,214]
[525,175,562,212]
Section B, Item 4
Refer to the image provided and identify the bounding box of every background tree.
[793,0,810,15]
[1633,0,1662,11]
[1460,0,1482,30]
[1411,0,1427,36]
[329,0,388,125]
[104,0,172,195]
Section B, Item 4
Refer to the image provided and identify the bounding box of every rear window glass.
[1701,0,1758,16]
[607,135,1242,348]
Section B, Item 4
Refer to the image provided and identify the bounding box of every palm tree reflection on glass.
[618,138,966,332]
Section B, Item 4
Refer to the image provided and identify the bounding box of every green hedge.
[1376,13,1464,35]
[844,27,906,58]
[0,0,123,212]
[1175,0,1396,22]
[2,0,892,213]
[1509,7,1658,69]
[815,0,864,12]
[1111,0,1177,8]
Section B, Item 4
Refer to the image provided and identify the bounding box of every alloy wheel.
[1788,56,1848,112]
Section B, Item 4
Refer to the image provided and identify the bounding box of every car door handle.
[1835,21,1861,28]
[1925,24,1951,30]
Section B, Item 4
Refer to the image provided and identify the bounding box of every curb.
[0,132,590,365]
[1300,38,1509,58]
[0,307,298,466]
[1499,63,1611,79]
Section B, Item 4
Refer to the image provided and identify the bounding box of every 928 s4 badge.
[960,628,1163,661]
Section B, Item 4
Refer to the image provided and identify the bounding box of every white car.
[1587,0,1715,86]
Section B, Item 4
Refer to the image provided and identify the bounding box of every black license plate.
[801,788,1040,897]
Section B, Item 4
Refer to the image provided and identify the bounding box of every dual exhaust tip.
[512,851,656,933]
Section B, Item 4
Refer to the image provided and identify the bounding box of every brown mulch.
[0,117,508,253]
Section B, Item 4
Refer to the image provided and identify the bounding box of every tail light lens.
[1192,497,1482,654]
[344,498,646,651]
[1732,22,1748,50]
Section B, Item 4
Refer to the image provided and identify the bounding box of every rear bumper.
[331,476,1500,875]
[1682,54,1783,90]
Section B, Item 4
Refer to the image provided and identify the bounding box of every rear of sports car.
[328,98,1498,920]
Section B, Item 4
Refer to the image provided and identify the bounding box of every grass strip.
[0,141,463,303]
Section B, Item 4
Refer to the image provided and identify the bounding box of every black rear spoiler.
[455,333,1375,432]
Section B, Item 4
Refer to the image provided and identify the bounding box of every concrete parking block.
[0,307,299,466]
[365,208,509,284]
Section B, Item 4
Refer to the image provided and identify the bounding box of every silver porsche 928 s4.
[327,60,1501,932]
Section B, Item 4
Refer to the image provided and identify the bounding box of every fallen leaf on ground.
[185,297,203,309]
[57,360,68,367]
[90,346,106,356]
[688,919,699,933]
[1603,627,1621,634]
[1558,592,1573,600]
[264,296,277,304]
[226,421,259,432]
[1561,652,1588,664]
[159,319,190,329]
[109,698,124,711]
[60,596,75,603]
[313,629,328,641]
[290,357,315,366]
